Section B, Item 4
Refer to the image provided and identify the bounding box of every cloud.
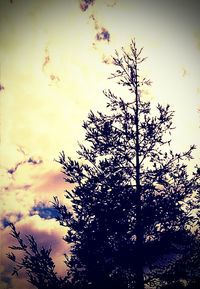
[1,215,69,288]
[0,0,199,286]
[0,152,46,228]
[0,83,5,91]
[96,27,110,42]
[1,145,43,180]
[181,67,189,77]
[0,142,71,288]
[0,164,71,287]
[90,14,110,42]
[42,47,61,86]
[80,0,95,12]
[88,13,113,64]
[0,146,71,285]
[30,202,58,219]
[49,73,60,83]
[102,54,113,65]
[105,0,117,7]
[89,14,100,30]
[33,169,71,202]
[42,48,51,70]
[6,157,42,178]
[0,152,71,230]
[0,184,35,227]
[1,213,23,229]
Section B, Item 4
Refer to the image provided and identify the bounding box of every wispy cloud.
[106,0,117,7]
[42,47,61,85]
[181,67,189,77]
[88,13,113,64]
[6,157,42,178]
[80,0,95,12]
[42,48,51,70]
[3,147,43,179]
[0,83,5,91]
[96,27,110,42]
[90,14,110,42]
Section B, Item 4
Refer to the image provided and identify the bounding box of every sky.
[0,0,200,288]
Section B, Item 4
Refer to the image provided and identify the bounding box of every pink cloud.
[1,215,69,288]
[0,149,73,287]
[33,169,72,203]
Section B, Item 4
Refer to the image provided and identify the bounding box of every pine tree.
[54,40,199,289]
[8,40,199,289]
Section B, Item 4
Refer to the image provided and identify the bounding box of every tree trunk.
[134,67,144,289]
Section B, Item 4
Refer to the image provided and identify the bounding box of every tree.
[54,40,199,289]
[8,40,199,289]
[7,223,70,289]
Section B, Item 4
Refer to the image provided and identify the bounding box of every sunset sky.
[0,0,200,288]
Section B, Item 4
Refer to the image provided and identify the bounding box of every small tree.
[7,223,69,289]
[8,40,199,289]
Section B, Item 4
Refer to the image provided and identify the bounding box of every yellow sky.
[0,0,199,155]
[0,0,199,163]
[0,0,200,288]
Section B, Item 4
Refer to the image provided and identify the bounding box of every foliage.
[7,40,200,289]
[7,223,70,289]
[54,40,199,288]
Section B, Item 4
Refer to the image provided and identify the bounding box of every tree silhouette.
[8,40,199,289]
[7,223,69,289]
[54,40,199,289]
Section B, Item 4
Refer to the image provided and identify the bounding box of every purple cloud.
[80,0,95,12]
[96,27,110,42]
